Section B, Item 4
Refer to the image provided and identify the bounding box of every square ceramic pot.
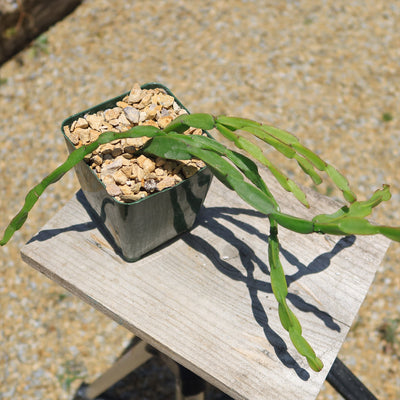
[61,83,213,261]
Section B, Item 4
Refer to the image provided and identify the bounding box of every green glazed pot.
[61,83,213,261]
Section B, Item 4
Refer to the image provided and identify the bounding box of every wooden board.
[20,169,390,400]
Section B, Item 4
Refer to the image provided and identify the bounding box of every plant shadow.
[182,206,355,380]
[28,190,355,380]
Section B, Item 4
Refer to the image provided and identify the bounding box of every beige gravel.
[0,0,399,399]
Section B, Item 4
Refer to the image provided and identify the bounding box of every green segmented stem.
[240,125,297,159]
[144,134,278,215]
[215,122,309,207]
[0,125,164,246]
[293,154,323,185]
[258,125,357,203]
[2,112,400,372]
[268,220,323,371]
[158,132,279,208]
[216,116,357,204]
[162,113,215,133]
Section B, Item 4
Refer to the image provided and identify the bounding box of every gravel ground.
[0,1,399,399]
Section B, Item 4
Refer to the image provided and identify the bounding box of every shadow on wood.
[29,189,353,381]
[20,173,390,400]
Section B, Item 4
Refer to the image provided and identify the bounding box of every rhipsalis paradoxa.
[2,112,400,371]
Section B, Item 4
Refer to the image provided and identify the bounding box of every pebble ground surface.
[0,1,399,399]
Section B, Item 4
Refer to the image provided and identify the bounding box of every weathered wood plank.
[20,169,390,400]
[0,0,82,65]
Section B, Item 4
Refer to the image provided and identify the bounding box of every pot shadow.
[28,190,126,259]
[182,206,355,380]
[28,175,211,262]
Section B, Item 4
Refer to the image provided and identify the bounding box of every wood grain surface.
[20,169,390,400]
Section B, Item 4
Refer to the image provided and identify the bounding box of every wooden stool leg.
[75,337,153,400]
[326,357,378,400]
[176,365,206,400]
[159,354,206,400]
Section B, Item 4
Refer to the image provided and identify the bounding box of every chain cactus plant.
[1,112,400,371]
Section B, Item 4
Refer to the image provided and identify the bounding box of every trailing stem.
[268,218,323,371]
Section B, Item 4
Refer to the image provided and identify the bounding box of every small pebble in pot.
[144,179,157,193]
